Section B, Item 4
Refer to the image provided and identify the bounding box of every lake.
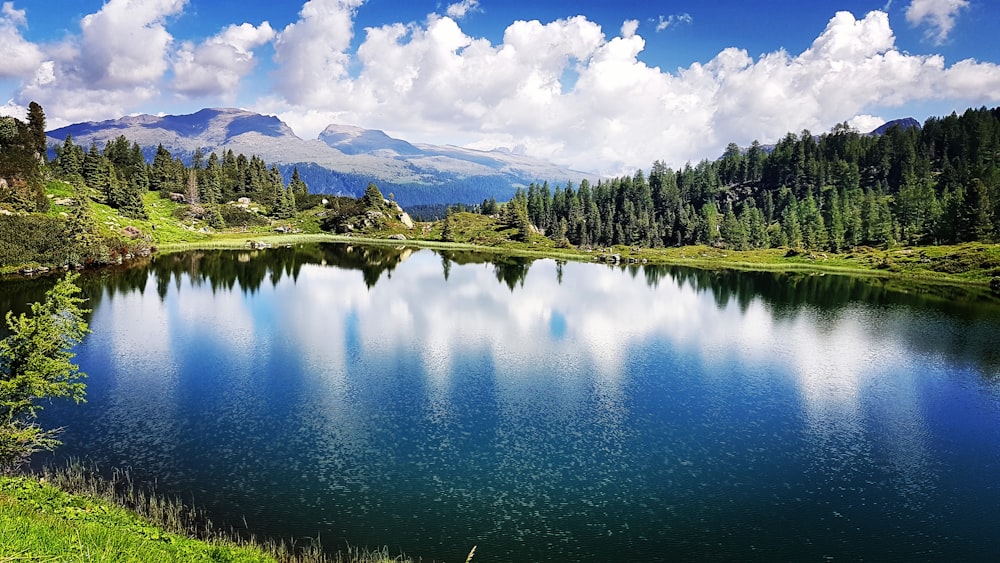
[6,242,1000,561]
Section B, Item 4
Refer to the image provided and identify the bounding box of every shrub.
[218,204,269,227]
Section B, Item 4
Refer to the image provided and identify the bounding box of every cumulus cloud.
[1,1,24,25]
[906,0,969,44]
[173,22,275,98]
[272,0,364,107]
[620,19,639,38]
[336,14,606,146]
[848,114,887,133]
[0,2,44,78]
[0,98,25,118]
[5,2,1000,176]
[262,8,1000,174]
[78,0,187,88]
[654,13,692,32]
[9,0,188,127]
[446,0,480,20]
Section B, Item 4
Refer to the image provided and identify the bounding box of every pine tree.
[150,144,176,192]
[55,134,82,178]
[117,175,148,220]
[81,142,105,189]
[202,156,222,204]
[0,273,90,470]
[26,101,46,159]
[441,208,455,242]
[961,179,994,242]
[720,204,746,249]
[289,167,309,198]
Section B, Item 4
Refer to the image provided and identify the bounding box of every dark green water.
[5,243,1000,562]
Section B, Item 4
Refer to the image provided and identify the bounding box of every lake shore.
[156,231,1000,291]
[0,469,418,563]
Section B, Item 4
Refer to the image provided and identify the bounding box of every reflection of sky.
[43,247,1000,560]
[87,255,949,480]
[255,253,932,462]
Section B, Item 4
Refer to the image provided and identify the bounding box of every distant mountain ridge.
[750,117,921,156]
[46,108,595,206]
[47,108,921,206]
[868,117,921,136]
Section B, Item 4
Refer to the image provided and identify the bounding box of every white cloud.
[620,19,639,38]
[1,1,25,26]
[848,114,887,133]
[78,0,187,88]
[905,0,969,44]
[446,0,480,20]
[254,8,1000,175]
[654,13,692,32]
[5,3,1000,176]
[173,22,275,98]
[0,2,44,78]
[272,0,364,107]
[10,0,187,129]
[0,98,24,118]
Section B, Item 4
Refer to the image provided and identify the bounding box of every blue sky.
[2,0,999,173]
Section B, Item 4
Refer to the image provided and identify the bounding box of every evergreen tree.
[720,204,747,249]
[781,196,803,248]
[362,183,385,207]
[202,155,222,204]
[960,179,994,241]
[441,208,455,242]
[117,174,148,220]
[0,273,89,470]
[63,190,104,264]
[26,101,46,158]
[81,142,108,190]
[54,134,82,179]
[289,167,309,198]
[150,144,177,192]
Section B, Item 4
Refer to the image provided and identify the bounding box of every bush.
[295,193,326,212]
[218,204,269,227]
[319,196,367,232]
[0,214,70,268]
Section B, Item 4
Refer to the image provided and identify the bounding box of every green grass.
[0,475,273,562]
[0,464,425,563]
[15,182,1000,289]
[157,210,999,290]
[391,212,1000,287]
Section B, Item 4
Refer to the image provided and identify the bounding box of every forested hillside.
[4,104,1000,273]
[503,107,1000,251]
[1,103,319,270]
[0,102,47,213]
[49,137,311,221]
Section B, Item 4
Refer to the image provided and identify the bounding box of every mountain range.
[46,108,594,206]
[46,108,919,206]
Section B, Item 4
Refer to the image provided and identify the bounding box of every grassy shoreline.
[0,465,418,563]
[5,181,998,288]
[155,230,1000,290]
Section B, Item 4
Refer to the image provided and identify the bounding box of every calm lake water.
[5,243,1000,561]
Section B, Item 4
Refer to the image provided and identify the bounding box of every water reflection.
[5,243,999,561]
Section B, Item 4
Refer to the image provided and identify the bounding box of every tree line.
[1,102,317,269]
[50,136,311,224]
[0,102,48,213]
[1,102,314,223]
[492,107,1000,251]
